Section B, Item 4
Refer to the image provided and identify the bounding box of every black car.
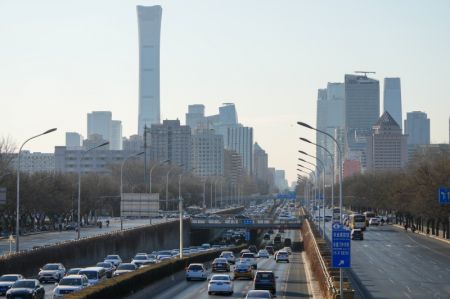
[254,271,277,294]
[6,279,45,299]
[283,238,292,247]
[212,258,230,272]
[263,233,270,240]
[0,275,23,296]
[351,229,364,240]
[265,246,275,255]
[248,245,258,254]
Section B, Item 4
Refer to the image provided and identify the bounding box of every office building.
[275,170,288,191]
[137,5,162,135]
[150,120,191,171]
[12,151,55,174]
[226,126,253,175]
[404,111,430,145]
[191,129,224,178]
[110,120,123,150]
[65,132,83,150]
[123,135,144,152]
[366,111,408,171]
[87,111,112,142]
[186,104,206,133]
[383,78,402,129]
[253,142,269,182]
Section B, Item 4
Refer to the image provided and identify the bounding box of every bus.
[363,211,376,226]
[348,214,366,230]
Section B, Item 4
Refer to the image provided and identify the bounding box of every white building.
[111,120,123,150]
[87,111,112,142]
[65,132,83,150]
[191,129,224,178]
[14,151,55,174]
[226,126,253,175]
[137,5,162,135]
[186,104,206,133]
[383,78,402,130]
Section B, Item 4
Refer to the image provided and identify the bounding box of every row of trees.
[297,146,450,238]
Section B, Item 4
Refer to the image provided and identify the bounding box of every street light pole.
[120,151,145,230]
[77,141,109,240]
[16,128,57,252]
[149,159,169,224]
[178,167,195,259]
[166,164,183,212]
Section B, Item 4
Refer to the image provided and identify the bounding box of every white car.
[113,263,137,277]
[104,254,122,267]
[219,251,236,264]
[0,274,23,296]
[208,274,234,295]
[240,252,257,269]
[38,263,66,283]
[131,254,155,267]
[369,217,380,226]
[185,263,207,281]
[275,251,289,263]
[53,275,89,298]
[257,249,270,258]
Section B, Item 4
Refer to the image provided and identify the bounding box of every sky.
[1,0,449,184]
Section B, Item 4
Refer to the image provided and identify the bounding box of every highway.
[126,229,312,299]
[312,209,450,299]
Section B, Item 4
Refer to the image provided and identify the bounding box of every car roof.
[63,275,85,279]
[188,263,204,266]
[80,267,104,271]
[1,274,22,277]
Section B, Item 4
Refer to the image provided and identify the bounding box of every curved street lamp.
[178,167,195,259]
[16,128,57,252]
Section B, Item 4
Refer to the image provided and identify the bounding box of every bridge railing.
[190,218,301,225]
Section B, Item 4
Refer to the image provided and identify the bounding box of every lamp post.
[297,166,317,217]
[178,167,195,259]
[149,159,169,224]
[202,178,207,210]
[298,121,344,299]
[120,151,145,230]
[165,164,183,212]
[77,141,109,240]
[299,157,326,238]
[16,128,57,252]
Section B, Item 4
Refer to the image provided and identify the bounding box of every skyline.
[1,0,450,184]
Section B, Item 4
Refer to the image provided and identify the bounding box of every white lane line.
[403,291,413,299]
[282,256,292,299]
[389,278,395,285]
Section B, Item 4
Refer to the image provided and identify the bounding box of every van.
[78,267,106,285]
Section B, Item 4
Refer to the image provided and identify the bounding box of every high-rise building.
[253,142,268,182]
[366,111,408,171]
[383,78,402,130]
[65,132,83,150]
[226,126,253,175]
[150,120,191,171]
[404,111,430,145]
[191,129,224,178]
[219,103,238,125]
[275,170,288,191]
[87,111,112,143]
[110,120,123,150]
[123,135,143,153]
[137,5,162,135]
[12,151,55,174]
[344,74,380,169]
[186,104,206,133]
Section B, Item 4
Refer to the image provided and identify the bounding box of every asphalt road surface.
[312,209,450,299]
[127,230,311,299]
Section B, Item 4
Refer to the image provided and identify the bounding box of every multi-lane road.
[312,209,450,299]
[127,230,312,299]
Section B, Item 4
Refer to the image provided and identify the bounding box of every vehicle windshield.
[247,290,271,298]
[242,253,255,258]
[106,255,119,260]
[96,263,111,268]
[257,273,274,280]
[214,258,227,263]
[236,264,250,270]
[67,269,81,275]
[158,251,172,256]
[59,278,82,286]
[43,264,59,270]
[0,275,19,282]
[212,275,229,281]
[188,265,203,271]
[118,264,135,270]
[134,256,147,260]
[353,215,365,222]
[79,271,98,280]
[13,281,35,288]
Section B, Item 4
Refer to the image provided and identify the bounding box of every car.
[265,246,275,255]
[201,243,211,250]
[52,275,89,298]
[131,254,155,267]
[254,271,277,294]
[240,249,251,256]
[96,262,115,278]
[263,233,270,240]
[6,279,45,299]
[240,252,258,269]
[283,247,292,255]
[275,251,289,263]
[78,267,106,285]
[248,245,258,254]
[65,268,82,276]
[267,229,274,234]
[113,263,137,277]
[219,251,236,264]
[283,238,292,247]
[369,217,380,226]
[208,274,234,295]
[104,255,122,267]
[234,262,253,280]
[185,263,207,281]
[351,229,364,240]
[257,249,270,258]
[38,263,66,283]
[246,290,274,298]
[212,258,230,272]
[0,274,23,296]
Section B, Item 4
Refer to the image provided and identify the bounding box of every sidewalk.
[392,224,450,245]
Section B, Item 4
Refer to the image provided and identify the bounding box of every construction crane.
[355,71,376,77]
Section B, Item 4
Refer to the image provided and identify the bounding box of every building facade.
[191,129,224,178]
[137,5,162,135]
[226,126,253,175]
[149,120,191,171]
[13,151,55,174]
[65,132,83,150]
[110,120,123,150]
[404,111,430,145]
[186,104,206,133]
[383,77,402,130]
[253,142,269,182]
[366,111,408,171]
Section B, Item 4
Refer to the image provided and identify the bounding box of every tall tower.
[137,5,162,136]
[383,78,402,130]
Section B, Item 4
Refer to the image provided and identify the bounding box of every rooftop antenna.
[355,71,376,77]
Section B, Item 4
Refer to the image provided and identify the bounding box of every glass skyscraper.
[383,77,402,129]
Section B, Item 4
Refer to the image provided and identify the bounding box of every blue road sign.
[243,219,253,225]
[332,223,351,268]
[245,231,250,241]
[438,187,450,204]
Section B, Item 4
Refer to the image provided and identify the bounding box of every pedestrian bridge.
[190,218,302,229]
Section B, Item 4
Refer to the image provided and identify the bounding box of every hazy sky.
[1,0,449,183]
